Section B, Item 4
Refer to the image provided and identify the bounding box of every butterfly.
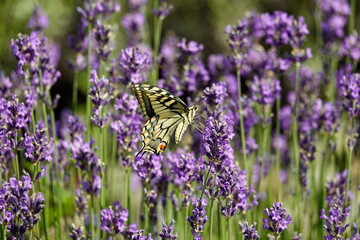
[132,84,199,157]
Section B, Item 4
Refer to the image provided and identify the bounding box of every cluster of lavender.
[1,0,360,239]
[0,174,45,239]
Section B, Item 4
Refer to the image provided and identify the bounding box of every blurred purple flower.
[339,73,360,117]
[69,224,85,240]
[339,31,360,61]
[128,0,148,11]
[326,170,352,208]
[263,202,292,236]
[88,70,112,127]
[122,12,145,46]
[94,21,113,61]
[153,0,173,19]
[159,219,178,240]
[28,5,49,31]
[250,74,281,106]
[317,0,350,47]
[178,38,204,56]
[239,221,259,240]
[119,47,151,84]
[77,0,120,22]
[204,82,227,109]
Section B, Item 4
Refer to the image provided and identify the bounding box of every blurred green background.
[0,0,359,113]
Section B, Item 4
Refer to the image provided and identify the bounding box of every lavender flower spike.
[320,203,350,239]
[263,202,293,237]
[159,219,178,240]
[187,198,208,240]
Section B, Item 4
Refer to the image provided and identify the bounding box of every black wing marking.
[132,84,189,120]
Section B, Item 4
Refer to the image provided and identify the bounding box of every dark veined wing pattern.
[131,84,189,119]
[132,84,196,157]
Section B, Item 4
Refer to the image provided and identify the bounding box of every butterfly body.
[132,84,198,156]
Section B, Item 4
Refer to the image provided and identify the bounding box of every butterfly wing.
[136,115,184,156]
[132,84,189,119]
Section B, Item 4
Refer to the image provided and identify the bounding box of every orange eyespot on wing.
[159,142,167,151]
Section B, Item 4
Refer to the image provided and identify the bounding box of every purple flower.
[101,201,128,235]
[128,0,148,11]
[187,198,208,240]
[122,12,145,46]
[250,75,281,106]
[69,224,85,240]
[201,116,234,165]
[239,221,259,240]
[5,95,31,132]
[263,202,293,236]
[204,82,227,109]
[177,38,204,56]
[339,32,360,61]
[207,54,232,78]
[166,152,197,187]
[320,203,350,239]
[10,32,41,74]
[119,47,151,85]
[317,0,350,47]
[0,173,45,238]
[339,73,360,117]
[326,170,352,208]
[77,0,120,22]
[94,21,113,61]
[70,134,102,196]
[159,219,178,240]
[27,5,49,31]
[111,97,142,159]
[23,124,54,165]
[88,70,112,127]
[153,0,173,19]
[133,154,162,183]
[184,61,209,94]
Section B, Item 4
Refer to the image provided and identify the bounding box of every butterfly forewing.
[132,84,189,119]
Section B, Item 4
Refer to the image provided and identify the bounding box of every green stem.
[89,197,95,240]
[236,69,248,180]
[328,58,338,102]
[151,12,163,86]
[345,117,355,206]
[73,71,79,114]
[200,160,215,200]
[144,196,150,234]
[86,22,93,138]
[100,127,105,209]
[209,199,214,240]
[226,218,230,240]
[40,179,49,240]
[293,61,301,229]
[126,168,132,223]
[348,0,356,34]
[110,133,117,201]
[14,132,20,179]
[184,203,190,240]
[275,97,281,200]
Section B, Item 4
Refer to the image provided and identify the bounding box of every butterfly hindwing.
[138,115,183,155]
